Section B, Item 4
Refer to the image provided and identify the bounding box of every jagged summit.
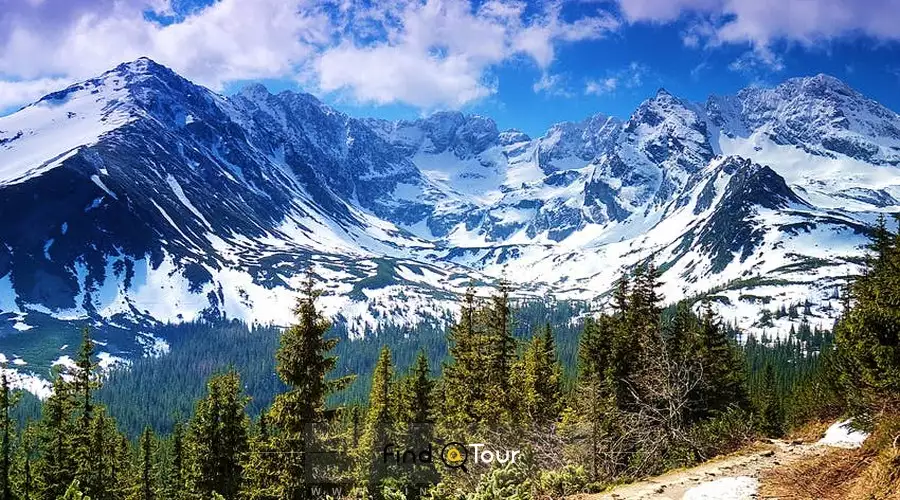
[1,61,897,376]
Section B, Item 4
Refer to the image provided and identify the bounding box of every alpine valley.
[2,58,899,394]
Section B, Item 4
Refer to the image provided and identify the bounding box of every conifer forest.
[0,220,898,500]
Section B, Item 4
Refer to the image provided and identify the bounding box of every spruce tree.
[833,214,900,424]
[757,363,784,437]
[240,412,280,500]
[484,280,517,426]
[567,315,622,481]
[267,273,353,498]
[399,352,438,494]
[0,372,14,500]
[441,284,485,432]
[72,326,104,498]
[13,421,37,500]
[406,352,434,428]
[692,303,748,421]
[520,324,562,426]
[38,371,76,499]
[359,346,395,494]
[137,427,156,500]
[188,370,249,499]
[168,422,186,499]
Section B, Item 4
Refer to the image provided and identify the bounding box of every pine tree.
[692,302,748,421]
[405,352,434,428]
[440,285,485,432]
[73,327,104,498]
[665,302,697,360]
[0,372,14,500]
[566,315,623,481]
[188,370,248,499]
[240,411,280,500]
[359,346,395,494]
[87,411,113,500]
[110,434,132,499]
[519,324,562,426]
[832,214,900,425]
[37,371,76,499]
[398,352,438,494]
[757,363,784,436]
[266,273,353,498]
[484,280,517,426]
[137,427,156,500]
[13,421,37,500]
[168,422,186,499]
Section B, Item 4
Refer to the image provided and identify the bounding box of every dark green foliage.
[564,269,752,483]
[137,427,156,500]
[0,373,14,500]
[756,363,785,436]
[37,373,76,499]
[262,273,353,498]
[98,322,284,437]
[3,228,896,499]
[516,324,563,425]
[359,346,396,495]
[832,214,900,427]
[187,370,248,499]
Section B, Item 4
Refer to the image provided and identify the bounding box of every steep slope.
[2,61,899,392]
[708,74,900,209]
[0,59,495,351]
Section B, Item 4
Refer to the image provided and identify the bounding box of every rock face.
[2,58,900,372]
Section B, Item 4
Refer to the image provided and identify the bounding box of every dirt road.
[572,439,835,500]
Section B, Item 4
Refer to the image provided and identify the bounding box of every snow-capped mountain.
[2,58,899,389]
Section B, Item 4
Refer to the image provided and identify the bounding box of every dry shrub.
[845,414,900,499]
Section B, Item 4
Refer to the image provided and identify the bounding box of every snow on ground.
[97,352,129,371]
[0,81,134,186]
[166,174,212,228]
[818,419,869,449]
[682,476,759,500]
[135,332,170,358]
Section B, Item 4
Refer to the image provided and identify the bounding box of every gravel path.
[571,439,835,500]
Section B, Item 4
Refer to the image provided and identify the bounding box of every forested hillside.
[0,218,897,499]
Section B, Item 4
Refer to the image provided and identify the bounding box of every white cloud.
[585,61,648,95]
[0,0,331,90]
[0,0,621,111]
[317,0,619,108]
[0,77,74,110]
[728,47,785,73]
[618,0,900,57]
[533,72,562,93]
[585,77,617,95]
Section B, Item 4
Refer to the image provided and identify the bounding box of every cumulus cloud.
[317,0,618,108]
[0,0,331,90]
[0,77,75,110]
[618,0,900,55]
[0,0,620,111]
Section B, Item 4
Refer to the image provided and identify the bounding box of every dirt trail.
[572,439,835,499]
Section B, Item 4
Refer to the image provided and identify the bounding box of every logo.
[383,441,520,473]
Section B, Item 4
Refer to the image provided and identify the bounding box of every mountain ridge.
[2,58,899,392]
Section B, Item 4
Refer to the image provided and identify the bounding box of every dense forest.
[0,217,898,499]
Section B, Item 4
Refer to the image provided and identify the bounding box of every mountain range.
[2,57,899,392]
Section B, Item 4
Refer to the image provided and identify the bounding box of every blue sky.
[2,0,899,137]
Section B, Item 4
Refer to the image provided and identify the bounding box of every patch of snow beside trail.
[818,419,869,449]
[683,476,759,500]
